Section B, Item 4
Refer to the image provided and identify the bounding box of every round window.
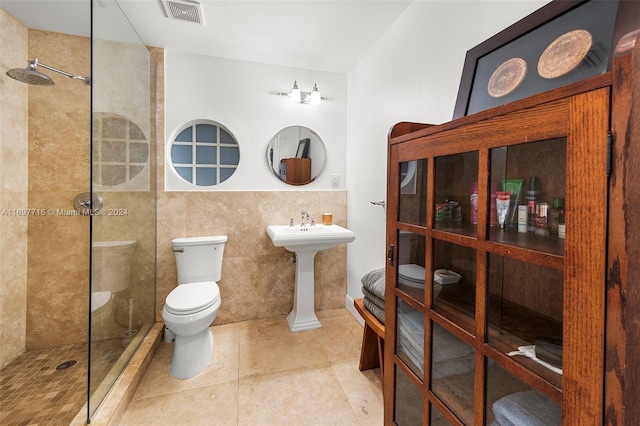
[169,120,240,186]
[93,112,149,187]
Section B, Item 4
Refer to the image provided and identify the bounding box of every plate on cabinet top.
[538,29,593,79]
[487,57,528,98]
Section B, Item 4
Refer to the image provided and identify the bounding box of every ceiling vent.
[161,0,204,25]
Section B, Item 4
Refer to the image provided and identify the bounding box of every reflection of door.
[280,158,311,185]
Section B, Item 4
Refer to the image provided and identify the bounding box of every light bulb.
[310,83,321,105]
[290,81,301,103]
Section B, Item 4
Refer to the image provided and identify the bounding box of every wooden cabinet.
[279,157,311,185]
[384,31,640,425]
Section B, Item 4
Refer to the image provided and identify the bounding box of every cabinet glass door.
[486,360,561,425]
[432,240,476,334]
[434,152,478,237]
[397,231,427,304]
[429,321,475,423]
[488,139,566,256]
[399,159,428,227]
[394,364,424,425]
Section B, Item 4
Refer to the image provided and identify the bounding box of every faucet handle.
[310,217,316,226]
[289,218,294,227]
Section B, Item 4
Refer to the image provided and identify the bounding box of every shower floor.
[0,339,123,425]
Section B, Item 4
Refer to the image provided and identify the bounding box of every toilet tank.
[172,236,227,284]
[92,240,137,293]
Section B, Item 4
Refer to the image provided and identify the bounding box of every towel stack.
[397,305,474,376]
[361,268,386,324]
[360,268,474,378]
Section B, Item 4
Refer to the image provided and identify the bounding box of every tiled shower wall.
[25,29,92,350]
[0,9,29,369]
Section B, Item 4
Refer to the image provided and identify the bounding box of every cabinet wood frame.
[384,30,640,426]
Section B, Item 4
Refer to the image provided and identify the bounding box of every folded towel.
[492,390,561,426]
[431,323,475,362]
[432,354,475,380]
[362,287,385,311]
[363,297,385,324]
[361,268,385,299]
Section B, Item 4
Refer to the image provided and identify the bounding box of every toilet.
[162,235,227,379]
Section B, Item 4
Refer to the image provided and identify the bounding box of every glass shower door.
[89,0,157,418]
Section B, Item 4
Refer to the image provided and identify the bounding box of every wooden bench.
[354,298,385,382]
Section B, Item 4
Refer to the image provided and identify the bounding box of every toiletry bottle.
[470,182,478,224]
[526,177,541,232]
[535,202,550,236]
[549,198,564,235]
[490,182,498,226]
[517,205,528,233]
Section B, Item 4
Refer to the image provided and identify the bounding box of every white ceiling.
[1,0,412,73]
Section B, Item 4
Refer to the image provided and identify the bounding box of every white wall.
[165,52,347,191]
[344,1,549,312]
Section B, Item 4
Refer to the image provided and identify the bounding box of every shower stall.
[0,0,157,423]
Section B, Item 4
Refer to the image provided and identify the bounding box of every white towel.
[507,345,562,375]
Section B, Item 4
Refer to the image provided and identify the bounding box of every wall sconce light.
[278,81,326,105]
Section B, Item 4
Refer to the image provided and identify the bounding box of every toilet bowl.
[162,235,227,379]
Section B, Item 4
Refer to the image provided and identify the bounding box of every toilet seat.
[398,264,425,288]
[165,281,220,315]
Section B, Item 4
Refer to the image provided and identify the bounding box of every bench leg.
[377,334,384,389]
[359,323,380,371]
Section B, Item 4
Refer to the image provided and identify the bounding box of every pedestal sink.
[266,224,356,332]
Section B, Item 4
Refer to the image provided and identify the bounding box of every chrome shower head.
[5,59,91,86]
[6,60,54,85]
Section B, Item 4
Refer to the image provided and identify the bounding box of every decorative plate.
[538,29,593,79]
[487,57,528,98]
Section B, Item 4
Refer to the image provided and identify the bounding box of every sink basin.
[266,223,356,332]
[266,224,355,253]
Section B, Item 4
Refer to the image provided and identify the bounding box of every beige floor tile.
[119,309,384,425]
[331,359,384,426]
[119,381,238,426]
[238,316,329,379]
[316,308,352,320]
[131,323,239,401]
[313,315,364,362]
[237,366,359,426]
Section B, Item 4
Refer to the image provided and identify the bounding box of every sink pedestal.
[265,224,356,333]
[287,251,321,332]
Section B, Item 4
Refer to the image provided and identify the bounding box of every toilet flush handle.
[173,248,184,253]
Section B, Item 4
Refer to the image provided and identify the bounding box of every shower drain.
[56,360,77,370]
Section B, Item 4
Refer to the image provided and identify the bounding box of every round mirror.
[266,126,327,185]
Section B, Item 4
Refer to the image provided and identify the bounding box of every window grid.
[170,122,239,186]
[94,113,149,187]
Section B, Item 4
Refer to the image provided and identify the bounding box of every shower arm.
[33,59,91,85]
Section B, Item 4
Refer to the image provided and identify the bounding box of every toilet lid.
[165,281,220,315]
[398,264,425,287]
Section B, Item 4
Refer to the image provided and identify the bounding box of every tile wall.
[0,8,29,369]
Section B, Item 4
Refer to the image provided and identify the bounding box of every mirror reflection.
[267,126,327,185]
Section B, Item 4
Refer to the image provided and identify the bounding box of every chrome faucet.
[301,210,309,226]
